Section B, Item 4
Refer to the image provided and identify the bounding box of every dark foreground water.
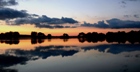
[0,39,140,72]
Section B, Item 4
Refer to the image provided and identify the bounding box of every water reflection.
[0,39,140,72]
[0,38,140,45]
[0,68,17,72]
[0,39,19,45]
[5,45,79,59]
[82,44,140,54]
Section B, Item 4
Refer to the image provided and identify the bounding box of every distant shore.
[0,30,140,44]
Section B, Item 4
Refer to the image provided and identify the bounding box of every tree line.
[0,30,140,44]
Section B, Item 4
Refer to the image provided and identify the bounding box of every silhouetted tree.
[13,32,20,39]
[78,32,85,38]
[38,32,45,39]
[91,32,98,43]
[47,34,52,39]
[31,31,37,38]
[85,32,92,38]
[106,32,115,43]
[91,32,98,38]
[98,33,105,42]
[62,33,69,39]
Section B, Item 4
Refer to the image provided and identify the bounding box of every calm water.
[0,39,140,72]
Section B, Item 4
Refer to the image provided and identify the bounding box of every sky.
[0,0,140,36]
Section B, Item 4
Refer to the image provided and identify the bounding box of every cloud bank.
[0,0,78,28]
[12,15,78,24]
[6,15,78,28]
[0,0,140,29]
[81,18,140,28]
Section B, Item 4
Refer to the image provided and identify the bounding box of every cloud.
[124,15,131,18]
[122,0,140,4]
[120,0,140,8]
[0,0,78,27]
[81,18,140,28]
[81,21,109,28]
[0,0,18,7]
[134,14,139,18]
[10,15,78,24]
[6,15,78,28]
[124,14,140,19]
[121,1,127,4]
[0,0,29,20]
[0,8,28,20]
[35,24,77,29]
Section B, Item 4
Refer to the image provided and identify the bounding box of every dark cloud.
[0,0,78,28]
[121,1,127,4]
[122,0,140,3]
[10,15,78,24]
[0,8,28,20]
[120,0,140,8]
[106,18,140,28]
[81,18,140,28]
[124,15,131,18]
[81,21,109,28]
[124,14,140,18]
[35,24,76,29]
[134,14,139,18]
[6,15,78,28]
[0,0,18,7]
[0,0,29,20]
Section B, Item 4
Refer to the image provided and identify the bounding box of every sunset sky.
[0,0,140,36]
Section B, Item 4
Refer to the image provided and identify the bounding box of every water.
[0,39,140,72]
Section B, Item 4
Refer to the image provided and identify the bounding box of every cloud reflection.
[0,43,140,70]
[82,44,140,54]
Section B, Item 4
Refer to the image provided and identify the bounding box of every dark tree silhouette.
[0,30,140,44]
[78,32,85,38]
[47,34,52,39]
[62,33,69,39]
[13,32,20,39]
[85,32,92,42]
[97,33,105,42]
[31,31,37,38]
[37,32,45,39]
